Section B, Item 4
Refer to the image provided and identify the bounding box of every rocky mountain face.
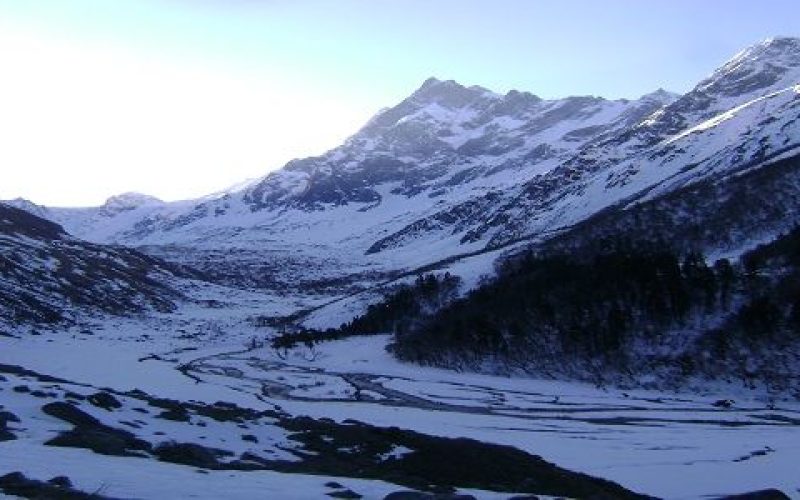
[242,77,674,211]
[383,37,800,252]
[0,204,182,328]
[7,37,800,298]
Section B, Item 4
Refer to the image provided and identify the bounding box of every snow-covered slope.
[4,39,800,499]
[10,81,675,290]
[0,203,182,326]
[8,37,800,297]
[478,79,800,247]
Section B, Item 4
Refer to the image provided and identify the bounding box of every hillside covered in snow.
[0,203,184,327]
[8,39,800,304]
[3,37,800,499]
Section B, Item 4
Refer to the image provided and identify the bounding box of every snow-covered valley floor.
[1,281,798,499]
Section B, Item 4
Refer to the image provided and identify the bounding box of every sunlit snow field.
[1,280,798,499]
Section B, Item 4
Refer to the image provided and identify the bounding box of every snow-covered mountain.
[5,38,800,500]
[383,37,800,251]
[0,203,182,326]
[8,37,800,296]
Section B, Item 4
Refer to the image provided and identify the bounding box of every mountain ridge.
[5,36,800,300]
[0,203,183,326]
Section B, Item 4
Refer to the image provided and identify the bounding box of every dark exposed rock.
[42,402,100,427]
[46,425,152,457]
[153,441,231,469]
[43,402,151,457]
[0,471,115,500]
[64,391,87,401]
[382,492,477,500]
[29,389,53,398]
[0,204,65,240]
[715,489,791,500]
[47,476,73,488]
[157,407,191,422]
[278,417,649,499]
[327,489,363,499]
[384,493,431,500]
[0,409,20,442]
[0,410,20,424]
[0,363,69,383]
[88,391,122,411]
[0,427,14,442]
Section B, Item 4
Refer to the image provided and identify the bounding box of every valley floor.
[1,280,798,499]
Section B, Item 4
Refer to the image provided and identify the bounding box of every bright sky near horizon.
[0,0,798,207]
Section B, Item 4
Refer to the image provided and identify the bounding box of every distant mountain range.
[6,37,800,301]
[5,35,800,500]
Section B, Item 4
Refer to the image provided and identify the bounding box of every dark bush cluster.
[334,230,800,378]
[269,274,461,353]
[393,244,740,364]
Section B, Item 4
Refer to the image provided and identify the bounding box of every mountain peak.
[638,88,680,104]
[410,77,496,108]
[0,203,65,240]
[416,76,467,90]
[103,192,163,212]
[357,78,498,135]
[694,36,800,98]
[757,36,800,52]
[727,36,800,68]
[412,76,463,94]
[418,76,447,89]
[1,197,50,219]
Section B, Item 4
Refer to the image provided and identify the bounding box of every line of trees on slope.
[387,230,800,378]
[268,273,462,353]
[392,244,735,364]
[268,228,799,393]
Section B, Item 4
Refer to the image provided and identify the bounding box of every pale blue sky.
[0,0,798,205]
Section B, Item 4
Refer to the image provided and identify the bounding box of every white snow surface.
[3,38,800,499]
[2,279,799,499]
